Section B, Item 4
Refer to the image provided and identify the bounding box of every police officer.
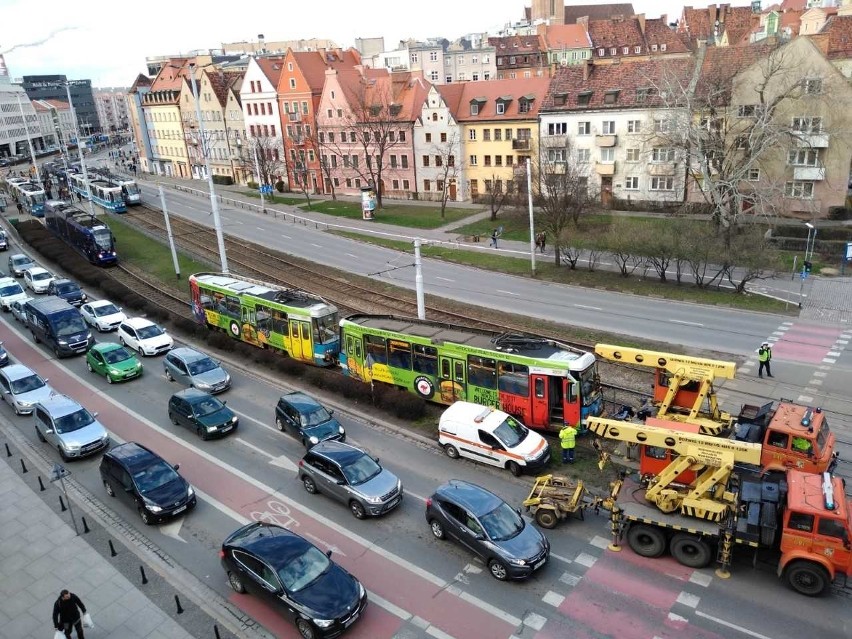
[758,341,773,378]
[559,423,577,464]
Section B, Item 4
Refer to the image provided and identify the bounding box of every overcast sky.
[1,0,752,87]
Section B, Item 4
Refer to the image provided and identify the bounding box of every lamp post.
[65,82,97,218]
[15,92,41,188]
[253,143,266,213]
[187,63,229,274]
[804,221,816,262]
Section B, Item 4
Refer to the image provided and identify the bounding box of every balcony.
[595,162,616,176]
[795,133,828,148]
[542,134,568,147]
[793,166,825,181]
[595,134,617,147]
[648,162,677,176]
[287,111,302,122]
[512,139,531,151]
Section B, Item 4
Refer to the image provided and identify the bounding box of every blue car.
[275,391,345,448]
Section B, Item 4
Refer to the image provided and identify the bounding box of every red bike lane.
[1,323,517,639]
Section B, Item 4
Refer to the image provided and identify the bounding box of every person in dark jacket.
[53,589,86,638]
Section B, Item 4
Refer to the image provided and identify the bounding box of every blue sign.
[846,242,852,261]
[259,185,274,194]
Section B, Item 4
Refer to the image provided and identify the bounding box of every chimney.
[636,13,646,34]
[577,16,589,27]
[583,59,592,81]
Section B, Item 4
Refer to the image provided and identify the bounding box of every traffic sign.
[50,463,70,483]
[846,242,852,261]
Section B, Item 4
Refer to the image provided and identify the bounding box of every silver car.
[8,253,35,278]
[33,394,109,461]
[10,297,32,323]
[163,347,231,393]
[0,364,54,415]
[298,441,403,519]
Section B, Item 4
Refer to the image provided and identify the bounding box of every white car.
[117,317,173,356]
[23,267,54,294]
[80,299,126,332]
[10,297,31,323]
[0,277,28,311]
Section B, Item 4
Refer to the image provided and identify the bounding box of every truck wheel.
[507,461,522,477]
[31,330,39,344]
[534,508,559,529]
[670,533,712,568]
[626,524,666,558]
[443,444,459,459]
[785,560,829,597]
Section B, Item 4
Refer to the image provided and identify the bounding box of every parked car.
[0,229,8,251]
[425,480,550,581]
[10,297,31,323]
[0,276,28,311]
[33,394,109,461]
[298,441,402,519]
[0,342,8,367]
[8,253,35,278]
[99,441,196,525]
[221,522,367,639]
[86,343,143,384]
[163,347,230,393]
[117,317,173,356]
[23,267,54,294]
[0,364,54,415]
[47,278,87,306]
[275,391,345,449]
[167,388,237,440]
[80,299,126,332]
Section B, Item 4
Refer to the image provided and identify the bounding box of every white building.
[414,84,465,201]
[0,55,42,159]
[239,56,287,186]
[443,35,496,83]
[94,88,131,134]
[32,99,74,148]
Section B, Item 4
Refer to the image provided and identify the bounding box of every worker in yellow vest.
[559,423,577,464]
[758,341,773,378]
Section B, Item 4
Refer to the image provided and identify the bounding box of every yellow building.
[142,58,191,177]
[439,78,549,200]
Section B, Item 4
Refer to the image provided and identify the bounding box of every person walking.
[490,229,499,248]
[559,423,577,464]
[53,589,87,639]
[537,232,547,253]
[758,341,773,378]
[16,199,22,215]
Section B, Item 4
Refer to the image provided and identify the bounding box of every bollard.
[20,458,28,473]
[38,476,46,491]
[82,517,90,534]
[214,625,221,639]
[59,495,67,512]
[108,540,117,557]
[4,442,11,457]
[140,565,148,585]
[175,594,184,614]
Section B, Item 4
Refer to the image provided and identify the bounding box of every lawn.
[230,189,308,206]
[295,199,473,229]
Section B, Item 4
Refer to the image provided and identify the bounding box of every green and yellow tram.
[340,314,603,433]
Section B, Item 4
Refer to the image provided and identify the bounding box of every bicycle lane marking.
[0,323,519,639]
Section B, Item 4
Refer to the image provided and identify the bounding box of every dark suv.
[99,442,196,525]
[47,278,87,307]
[425,480,550,581]
[275,391,345,448]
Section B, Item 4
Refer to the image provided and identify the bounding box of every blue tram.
[13,182,46,217]
[44,200,117,266]
[68,173,127,213]
[89,168,141,206]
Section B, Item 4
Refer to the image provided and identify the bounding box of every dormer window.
[660,43,667,52]
[598,48,605,56]
[651,44,658,52]
[519,94,534,113]
[389,104,402,117]
[610,48,617,55]
[554,92,568,106]
[470,97,486,115]
[636,87,655,103]
[496,102,505,114]
[578,91,593,106]
[634,46,641,54]
[623,47,629,55]
[604,90,620,105]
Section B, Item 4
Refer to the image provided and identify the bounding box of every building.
[799,4,840,35]
[223,37,338,55]
[239,55,287,187]
[180,68,238,181]
[526,2,637,25]
[94,88,130,135]
[142,58,191,177]
[414,84,465,201]
[489,35,549,79]
[587,14,690,62]
[539,24,593,66]
[127,74,153,173]
[440,76,550,201]
[21,75,100,135]
[354,37,386,59]
[144,50,241,77]
[677,4,758,49]
[222,73,246,183]
[443,35,496,83]
[811,14,852,78]
[32,99,73,148]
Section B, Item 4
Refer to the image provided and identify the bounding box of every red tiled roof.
[255,56,286,85]
[524,4,637,23]
[588,15,645,51]
[643,17,691,53]
[33,98,70,111]
[678,5,755,49]
[721,6,760,44]
[541,24,592,50]
[436,77,551,122]
[781,0,806,10]
[128,74,152,93]
[694,43,775,104]
[292,48,362,92]
[488,35,545,54]
[816,15,852,60]
[204,70,231,107]
[542,57,696,112]
[330,66,429,122]
[150,58,190,93]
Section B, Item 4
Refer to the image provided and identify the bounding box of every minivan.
[25,296,93,357]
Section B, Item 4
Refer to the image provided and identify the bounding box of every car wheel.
[626,524,667,558]
[275,417,285,432]
[295,618,316,639]
[35,426,46,442]
[104,481,115,497]
[349,500,366,519]
[196,426,208,441]
[31,330,39,344]
[57,446,68,462]
[169,412,178,425]
[86,361,93,373]
[670,534,712,569]
[443,444,460,459]
[53,346,61,358]
[118,335,125,346]
[429,519,446,540]
[165,369,173,382]
[227,571,247,594]
[488,559,509,581]
[13,404,22,416]
[507,461,523,477]
[139,508,152,525]
[785,560,829,597]
[534,508,559,530]
[302,476,317,494]
[106,374,114,384]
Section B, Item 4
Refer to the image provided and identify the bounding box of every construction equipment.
[595,344,736,435]
[522,474,620,529]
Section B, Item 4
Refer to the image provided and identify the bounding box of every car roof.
[52,278,76,286]
[1,363,39,382]
[0,277,16,285]
[433,480,504,517]
[26,266,49,275]
[105,441,163,472]
[170,347,207,362]
[34,394,83,418]
[92,342,125,353]
[309,440,366,465]
[11,254,32,261]
[172,387,216,403]
[224,523,311,568]
[89,299,117,308]
[280,391,322,411]
[125,317,155,328]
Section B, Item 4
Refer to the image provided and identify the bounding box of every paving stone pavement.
[0,458,196,639]
[800,277,852,325]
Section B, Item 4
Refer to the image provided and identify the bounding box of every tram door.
[439,357,466,404]
[530,376,549,428]
[289,320,312,361]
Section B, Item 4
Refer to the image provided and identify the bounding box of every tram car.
[68,173,127,213]
[90,168,141,206]
[12,181,46,217]
[44,200,117,266]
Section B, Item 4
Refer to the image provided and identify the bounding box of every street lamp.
[15,92,41,188]
[804,221,816,262]
[64,82,97,218]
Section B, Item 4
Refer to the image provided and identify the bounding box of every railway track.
[110,263,192,319]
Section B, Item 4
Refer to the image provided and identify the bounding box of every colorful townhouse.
[240,55,286,187]
[180,68,238,182]
[414,84,465,202]
[126,74,153,173]
[142,58,191,177]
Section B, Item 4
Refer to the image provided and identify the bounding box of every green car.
[86,343,143,383]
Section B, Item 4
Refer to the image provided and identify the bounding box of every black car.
[425,479,550,581]
[99,442,196,525]
[0,230,8,251]
[168,388,238,440]
[275,391,345,448]
[47,278,87,307]
[221,522,367,639]
[0,341,8,367]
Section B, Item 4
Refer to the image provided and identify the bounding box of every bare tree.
[483,174,512,222]
[235,136,287,192]
[430,132,463,219]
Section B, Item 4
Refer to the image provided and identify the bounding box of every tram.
[13,182,46,217]
[68,173,127,213]
[44,200,117,266]
[90,168,141,206]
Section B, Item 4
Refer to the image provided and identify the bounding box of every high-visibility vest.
[759,347,771,363]
[559,426,576,449]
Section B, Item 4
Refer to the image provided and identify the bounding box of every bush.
[172,317,200,334]
[275,180,285,193]
[123,294,147,310]
[212,175,234,186]
[247,181,259,190]
[275,356,303,377]
[206,331,235,352]
[828,206,852,221]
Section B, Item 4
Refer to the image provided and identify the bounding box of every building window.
[495,155,502,166]
[548,122,568,135]
[651,147,675,162]
[804,78,823,95]
[598,48,605,56]
[403,179,410,190]
[430,51,438,61]
[653,119,670,133]
[484,155,492,167]
[446,75,453,83]
[577,149,591,163]
[627,120,641,133]
[623,47,629,55]
[390,155,398,168]
[792,117,822,133]
[785,181,814,199]
[748,168,761,181]
[400,131,406,142]
[469,129,477,141]
[600,148,615,162]
[626,148,640,162]
[346,178,352,188]
[493,129,501,141]
[505,128,512,140]
[289,78,296,89]
[327,108,333,118]
[610,48,617,55]
[392,179,400,189]
[547,149,566,162]
[788,150,819,166]
[505,155,513,165]
[483,128,491,141]
[430,71,439,81]
[578,122,591,135]
[625,176,639,190]
[410,53,419,63]
[424,179,431,191]
[469,155,477,166]
[602,121,616,134]
[472,72,479,81]
[484,72,490,80]
[660,44,667,51]
[634,46,641,54]
[519,99,530,113]
[650,177,674,191]
[434,155,441,167]
[651,44,658,52]
[425,133,432,143]
[496,102,505,115]
[737,105,758,117]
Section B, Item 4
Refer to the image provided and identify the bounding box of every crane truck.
[577,416,852,596]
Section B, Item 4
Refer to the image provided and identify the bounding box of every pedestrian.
[490,228,499,248]
[16,199,22,215]
[758,341,773,378]
[539,231,546,253]
[558,423,577,464]
[53,589,87,639]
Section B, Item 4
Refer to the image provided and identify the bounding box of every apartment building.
[586,14,690,61]
[489,35,549,79]
[179,68,236,181]
[94,88,130,134]
[142,58,191,177]
[32,99,73,148]
[414,84,465,201]
[127,74,153,172]
[443,35,496,84]
[539,24,593,66]
[241,56,287,186]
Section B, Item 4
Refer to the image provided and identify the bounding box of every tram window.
[818,518,849,541]
[272,310,287,335]
[354,340,362,359]
[364,334,388,365]
[788,513,814,533]
[256,310,270,332]
[467,355,496,390]
[413,344,438,376]
[645,446,669,460]
[566,381,577,403]
[200,295,214,311]
[454,361,465,383]
[219,295,240,319]
[313,313,338,345]
[534,378,544,398]
[388,340,412,370]
[498,362,529,396]
[301,323,310,340]
[441,359,450,378]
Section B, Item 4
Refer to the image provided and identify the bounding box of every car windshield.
[341,453,382,486]
[300,405,332,427]
[56,283,79,294]
[93,228,112,251]
[33,272,52,282]
[494,416,529,448]
[191,397,225,417]
[10,374,45,394]
[188,357,217,375]
[277,545,330,592]
[13,258,32,267]
[137,324,164,339]
[124,184,140,195]
[55,313,87,337]
[93,303,119,317]
[133,461,179,494]
[53,408,95,434]
[0,284,23,296]
[313,312,339,345]
[104,348,133,365]
[479,502,525,542]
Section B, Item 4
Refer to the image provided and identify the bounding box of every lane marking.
[366,590,411,620]
[426,625,458,639]
[676,591,700,608]
[574,304,602,311]
[695,610,775,639]
[496,290,520,296]
[669,319,704,327]
[230,408,276,433]
[688,572,712,587]
[550,552,573,565]
[311,243,322,248]
[522,612,547,631]
[542,591,565,607]
[345,253,358,258]
[574,552,597,567]
[797,395,814,403]
[234,437,297,472]
[435,276,455,283]
[256,226,265,231]
[559,572,581,587]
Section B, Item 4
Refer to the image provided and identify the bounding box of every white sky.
[0,0,752,87]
